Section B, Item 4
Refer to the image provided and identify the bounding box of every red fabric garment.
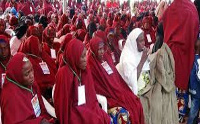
[56,24,71,38]
[9,15,18,30]
[54,38,111,124]
[0,0,6,12]
[1,52,51,124]
[163,0,199,90]
[83,33,90,49]
[142,16,156,47]
[87,37,144,124]
[26,25,40,38]
[56,34,73,67]
[56,14,69,32]
[0,35,11,97]
[42,0,53,15]
[20,1,35,16]
[42,26,61,58]
[76,29,86,41]
[0,19,11,40]
[18,36,56,98]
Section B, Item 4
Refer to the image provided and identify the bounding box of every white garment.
[116,28,149,95]
[10,36,23,56]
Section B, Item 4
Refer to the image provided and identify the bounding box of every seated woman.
[87,36,144,124]
[0,35,11,96]
[116,28,150,95]
[42,25,60,60]
[19,36,57,103]
[1,53,53,124]
[54,38,111,124]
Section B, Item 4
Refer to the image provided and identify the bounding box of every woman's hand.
[141,47,149,62]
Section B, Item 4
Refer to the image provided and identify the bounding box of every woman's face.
[0,41,10,60]
[21,60,34,87]
[97,42,105,61]
[136,32,145,52]
[78,48,87,70]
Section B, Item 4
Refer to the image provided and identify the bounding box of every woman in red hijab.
[0,35,11,97]
[141,16,156,48]
[42,25,60,60]
[1,52,53,124]
[87,36,144,124]
[19,36,57,103]
[56,24,71,38]
[56,14,69,32]
[54,38,111,124]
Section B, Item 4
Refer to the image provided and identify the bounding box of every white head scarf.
[116,28,149,95]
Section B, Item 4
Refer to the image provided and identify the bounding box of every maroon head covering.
[63,38,84,73]
[56,14,69,32]
[6,53,27,85]
[87,36,144,124]
[57,24,71,38]
[19,36,41,56]
[26,26,40,38]
[76,29,86,41]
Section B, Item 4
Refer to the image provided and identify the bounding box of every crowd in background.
[0,0,199,124]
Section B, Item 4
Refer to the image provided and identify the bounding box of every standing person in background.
[162,0,199,122]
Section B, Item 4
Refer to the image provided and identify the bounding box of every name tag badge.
[30,7,33,12]
[1,73,6,87]
[50,49,56,59]
[111,52,116,63]
[39,62,50,74]
[78,85,86,106]
[146,34,152,43]
[31,94,41,117]
[101,61,113,75]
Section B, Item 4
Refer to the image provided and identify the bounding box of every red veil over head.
[163,0,199,90]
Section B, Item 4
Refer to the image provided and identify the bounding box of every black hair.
[152,22,164,53]
[70,8,75,19]
[39,15,48,28]
[34,14,40,23]
[88,22,97,38]
[15,23,28,39]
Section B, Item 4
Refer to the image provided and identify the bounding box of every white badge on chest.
[111,52,116,63]
[39,61,50,74]
[78,85,86,106]
[1,73,6,88]
[146,34,152,43]
[50,49,56,59]
[31,94,41,117]
[101,61,113,75]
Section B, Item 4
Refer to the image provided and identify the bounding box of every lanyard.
[63,57,82,85]
[6,76,34,96]
[0,61,6,70]
[27,53,43,61]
